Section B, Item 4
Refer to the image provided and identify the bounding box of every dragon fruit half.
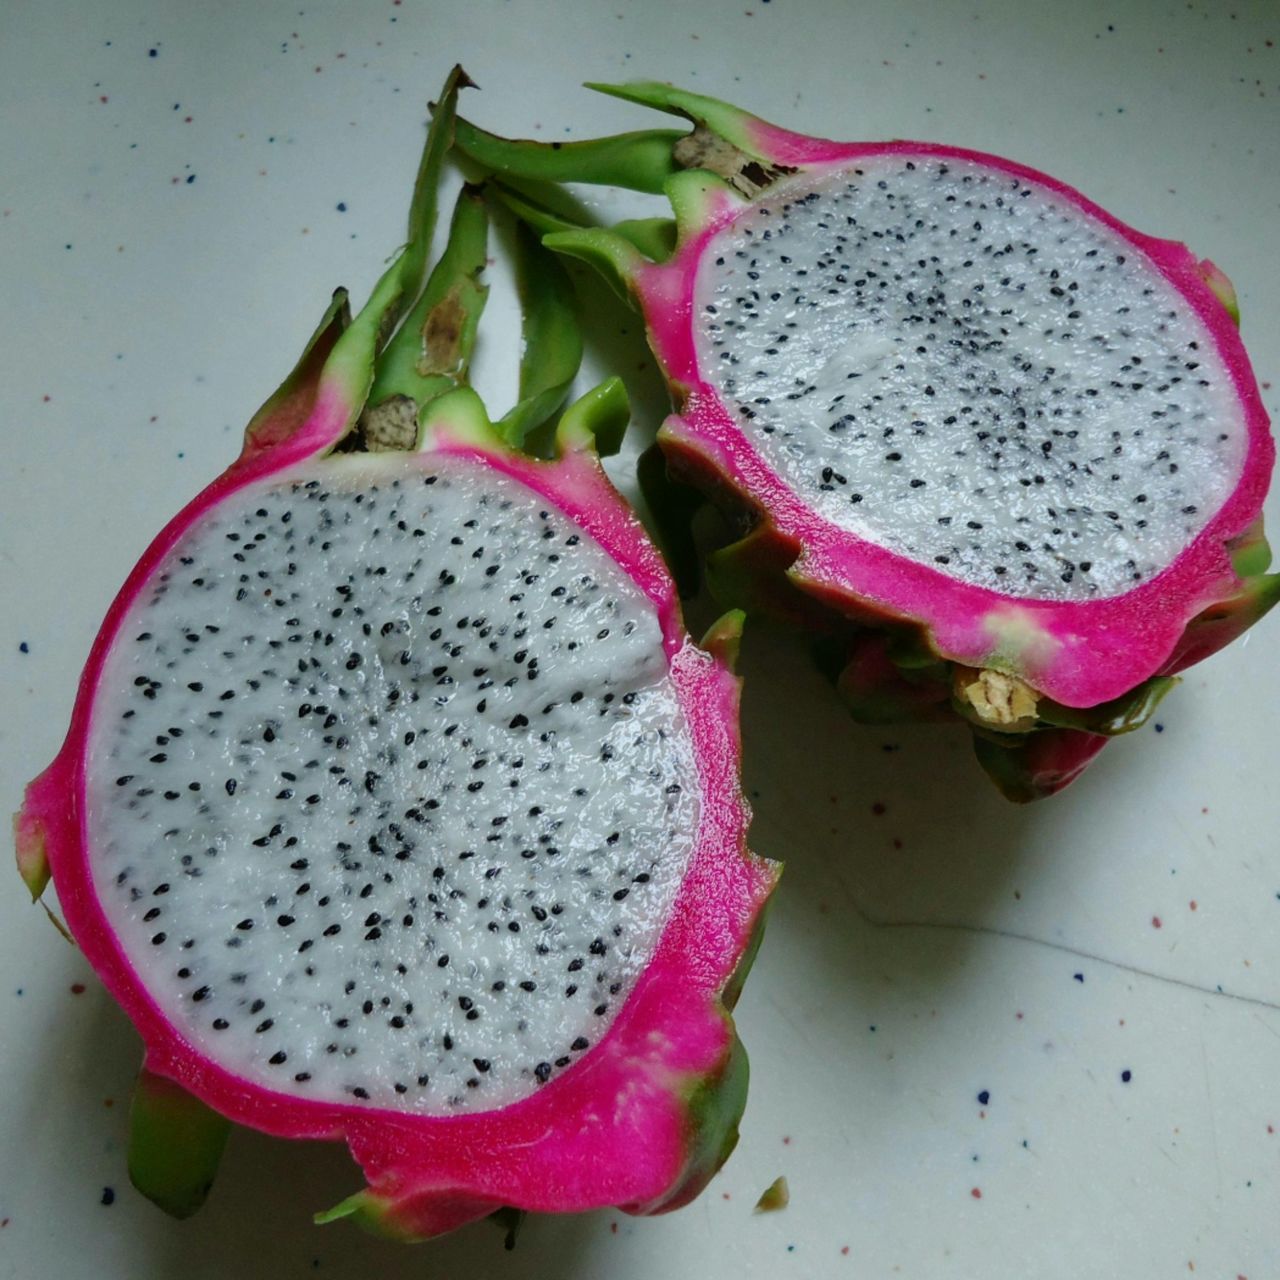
[456,82,1278,799]
[14,70,776,1240]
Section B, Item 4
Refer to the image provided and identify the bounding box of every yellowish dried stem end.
[955,667,1039,733]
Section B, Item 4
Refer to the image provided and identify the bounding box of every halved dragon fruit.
[456,83,1278,799]
[14,70,776,1240]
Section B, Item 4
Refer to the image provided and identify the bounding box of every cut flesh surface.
[86,451,699,1115]
[693,155,1246,601]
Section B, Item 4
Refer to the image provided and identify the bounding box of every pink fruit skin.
[16,359,775,1238]
[637,135,1273,710]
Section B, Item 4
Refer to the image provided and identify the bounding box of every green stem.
[497,220,583,447]
[128,1067,231,1219]
[383,63,472,343]
[369,183,490,418]
[317,66,472,429]
[585,80,772,159]
[454,114,684,194]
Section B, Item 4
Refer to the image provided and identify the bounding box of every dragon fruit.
[14,69,776,1240]
[456,82,1278,799]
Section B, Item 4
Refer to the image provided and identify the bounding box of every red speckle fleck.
[1,1219,9,1228]
[184,116,192,123]
[1152,916,1162,929]
[610,1222,618,1234]
[1015,1011,1024,1020]
[782,1135,791,1145]
[103,1098,114,1108]
[841,1245,850,1256]
[70,983,85,995]
[892,838,903,850]
[1266,1124,1274,1134]
[871,801,886,816]
[314,66,323,73]
[722,1192,731,1200]
[1261,381,1272,391]
[99,95,109,103]
[42,395,51,403]
[1189,900,1198,911]
[970,1187,982,1199]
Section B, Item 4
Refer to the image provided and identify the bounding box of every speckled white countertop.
[1,2,1278,1277]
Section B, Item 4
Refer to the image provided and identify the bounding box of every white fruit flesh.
[694,155,1246,599]
[86,453,699,1113]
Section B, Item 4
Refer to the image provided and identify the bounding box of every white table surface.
[2,2,1278,1276]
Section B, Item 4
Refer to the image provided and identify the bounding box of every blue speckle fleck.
[148,47,158,57]
[336,201,347,212]
[186,175,196,185]
[1121,1069,1132,1083]
[100,1187,116,1206]
[1073,972,1084,982]
[19,641,29,654]
[1154,723,1164,733]
[977,1090,990,1105]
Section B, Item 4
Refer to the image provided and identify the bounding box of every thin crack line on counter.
[844,897,1280,1014]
